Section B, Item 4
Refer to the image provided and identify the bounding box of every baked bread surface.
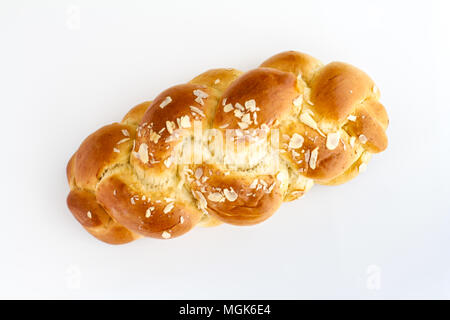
[66,51,389,244]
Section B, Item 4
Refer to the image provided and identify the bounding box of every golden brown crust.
[67,189,138,244]
[186,164,282,225]
[343,100,388,153]
[309,62,375,123]
[71,123,135,190]
[190,68,243,93]
[122,101,152,126]
[96,172,201,239]
[214,68,298,130]
[67,153,76,187]
[66,50,389,244]
[319,151,371,186]
[280,122,359,182]
[260,50,323,83]
[132,84,219,172]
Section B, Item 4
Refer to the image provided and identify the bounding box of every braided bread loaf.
[66,51,389,244]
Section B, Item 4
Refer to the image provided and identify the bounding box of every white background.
[0,0,449,299]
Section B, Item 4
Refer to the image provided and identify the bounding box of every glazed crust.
[66,50,389,244]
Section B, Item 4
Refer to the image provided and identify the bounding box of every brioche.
[66,51,389,244]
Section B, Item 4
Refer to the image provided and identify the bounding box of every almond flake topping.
[194,167,203,179]
[180,216,185,224]
[347,115,357,121]
[161,231,171,239]
[180,115,191,128]
[235,103,244,111]
[163,156,173,168]
[166,120,176,134]
[117,137,130,144]
[234,109,243,118]
[241,113,251,124]
[138,143,149,164]
[145,207,154,218]
[113,148,120,153]
[372,85,380,95]
[223,103,234,113]
[159,96,172,108]
[193,89,208,105]
[207,192,223,202]
[223,188,238,202]
[196,191,207,209]
[267,182,276,193]
[194,97,203,105]
[349,136,356,148]
[299,110,323,136]
[121,129,130,137]
[238,122,249,129]
[194,89,208,98]
[305,149,310,164]
[359,163,368,173]
[87,211,92,219]
[149,130,161,143]
[304,87,314,105]
[293,95,303,107]
[289,133,304,149]
[326,132,340,150]
[359,134,368,144]
[164,202,175,214]
[309,147,319,170]
[190,106,205,117]
[244,99,256,112]
[260,180,268,188]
